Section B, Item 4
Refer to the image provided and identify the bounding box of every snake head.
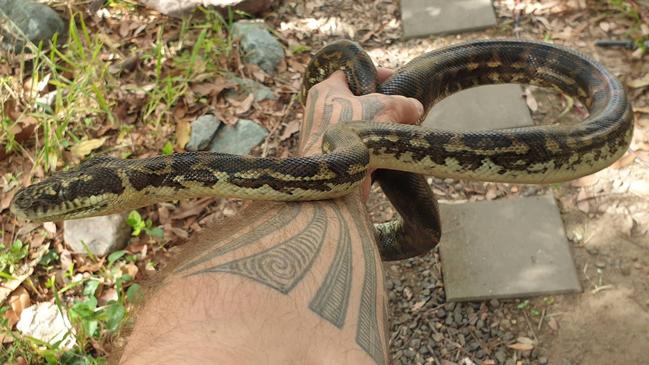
[10,157,125,222]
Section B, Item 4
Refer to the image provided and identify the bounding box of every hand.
[299,68,424,201]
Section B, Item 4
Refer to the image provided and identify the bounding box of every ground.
[0,0,648,364]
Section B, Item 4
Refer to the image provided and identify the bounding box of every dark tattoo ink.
[349,201,386,365]
[300,89,320,151]
[174,204,301,273]
[303,90,337,153]
[361,96,386,121]
[188,204,327,294]
[308,203,353,328]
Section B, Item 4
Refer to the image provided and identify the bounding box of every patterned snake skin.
[11,39,633,261]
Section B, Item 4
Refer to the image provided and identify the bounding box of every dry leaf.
[610,152,637,169]
[231,93,254,115]
[633,106,649,114]
[43,221,57,234]
[0,189,17,212]
[547,316,559,330]
[0,244,49,306]
[571,174,599,187]
[507,342,534,351]
[70,137,107,159]
[628,73,649,89]
[280,120,300,141]
[176,120,190,150]
[4,287,31,328]
[524,87,538,112]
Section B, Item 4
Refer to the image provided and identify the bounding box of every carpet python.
[11,39,633,260]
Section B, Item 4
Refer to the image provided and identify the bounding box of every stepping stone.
[423,85,532,130]
[439,194,582,301]
[400,0,496,39]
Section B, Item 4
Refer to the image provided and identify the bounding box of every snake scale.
[11,39,633,261]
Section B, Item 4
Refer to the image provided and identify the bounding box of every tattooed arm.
[117,70,423,365]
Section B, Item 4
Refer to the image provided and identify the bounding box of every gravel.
[386,249,547,364]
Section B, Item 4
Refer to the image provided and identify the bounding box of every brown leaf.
[1,189,16,212]
[280,120,300,141]
[633,106,649,114]
[628,73,649,89]
[229,93,254,115]
[571,174,599,187]
[4,287,31,328]
[70,137,107,159]
[176,119,191,150]
[507,342,534,351]
[191,78,236,97]
[610,152,637,169]
[43,221,57,234]
[524,87,538,112]
[547,316,559,330]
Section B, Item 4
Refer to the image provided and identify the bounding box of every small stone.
[64,213,130,256]
[186,114,221,151]
[436,309,447,318]
[228,74,276,101]
[17,302,75,349]
[404,349,416,358]
[490,299,500,308]
[503,332,514,341]
[538,356,549,364]
[410,338,421,348]
[495,350,507,363]
[0,0,66,51]
[209,119,269,155]
[586,246,599,255]
[454,311,463,325]
[232,21,284,74]
[620,264,631,276]
[595,260,607,269]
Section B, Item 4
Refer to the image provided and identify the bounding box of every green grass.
[0,5,240,362]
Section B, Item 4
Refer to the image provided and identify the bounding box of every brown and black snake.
[11,39,634,261]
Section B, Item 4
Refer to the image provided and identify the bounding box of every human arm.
[115,70,423,365]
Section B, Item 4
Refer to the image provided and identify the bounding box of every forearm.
[117,195,388,365]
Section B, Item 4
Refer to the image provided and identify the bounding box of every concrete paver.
[439,194,582,301]
[401,0,496,39]
[423,85,532,130]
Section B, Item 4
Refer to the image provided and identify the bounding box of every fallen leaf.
[280,120,300,141]
[0,189,17,212]
[547,316,559,330]
[610,151,637,169]
[0,244,49,306]
[633,106,649,114]
[628,73,649,89]
[70,137,107,159]
[176,119,190,150]
[524,87,538,112]
[42,221,57,234]
[4,287,31,328]
[571,174,599,187]
[507,342,534,351]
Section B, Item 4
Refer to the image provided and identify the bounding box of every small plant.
[0,239,29,280]
[126,210,164,238]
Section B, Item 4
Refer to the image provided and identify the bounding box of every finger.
[376,67,394,83]
[320,70,353,95]
[374,95,424,125]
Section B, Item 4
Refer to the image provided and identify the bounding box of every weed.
[126,210,164,238]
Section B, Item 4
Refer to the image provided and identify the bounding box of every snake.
[10,39,633,261]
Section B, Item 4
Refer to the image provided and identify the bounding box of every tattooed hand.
[299,69,424,201]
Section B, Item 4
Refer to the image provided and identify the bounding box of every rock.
[232,21,284,74]
[495,350,507,363]
[0,0,66,51]
[586,245,599,255]
[63,213,130,256]
[209,119,269,155]
[595,259,607,269]
[538,356,549,365]
[228,74,276,101]
[186,114,221,151]
[17,302,75,349]
[138,0,272,17]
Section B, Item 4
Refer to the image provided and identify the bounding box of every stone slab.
[400,0,496,39]
[423,85,532,131]
[439,194,582,302]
